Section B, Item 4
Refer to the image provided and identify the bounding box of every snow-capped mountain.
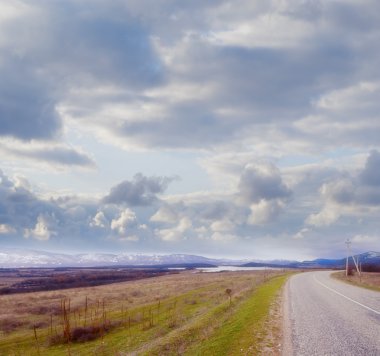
[0,248,243,268]
[1,249,380,268]
[288,251,380,269]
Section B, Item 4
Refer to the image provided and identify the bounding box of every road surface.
[284,271,380,356]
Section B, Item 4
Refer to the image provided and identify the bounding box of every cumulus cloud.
[0,169,52,232]
[111,209,138,234]
[306,206,341,228]
[103,173,174,206]
[24,213,58,241]
[0,224,16,234]
[110,208,147,241]
[210,219,235,233]
[306,150,380,227]
[248,200,285,226]
[150,204,178,224]
[238,163,291,204]
[156,217,192,242]
[329,151,380,207]
[237,162,291,225]
[90,211,109,229]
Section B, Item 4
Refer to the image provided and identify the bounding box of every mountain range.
[242,251,380,269]
[0,248,379,269]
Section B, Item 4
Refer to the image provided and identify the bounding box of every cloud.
[236,162,292,225]
[110,208,147,241]
[306,150,380,227]
[248,200,285,226]
[103,173,174,206]
[238,163,291,204]
[0,0,163,141]
[0,141,95,168]
[306,205,341,228]
[360,150,380,187]
[328,151,380,207]
[156,217,192,242]
[90,211,109,229]
[52,0,373,153]
[2,0,380,157]
[150,204,179,224]
[24,213,58,241]
[0,169,52,232]
[2,1,380,259]
[0,224,16,234]
[210,219,235,233]
[210,232,237,242]
[293,227,310,240]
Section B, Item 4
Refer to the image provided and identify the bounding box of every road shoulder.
[281,276,293,356]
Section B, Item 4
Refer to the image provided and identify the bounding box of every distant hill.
[1,248,380,269]
[0,248,238,268]
[242,251,380,269]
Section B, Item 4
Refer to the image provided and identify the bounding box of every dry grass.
[0,270,288,355]
[333,271,380,291]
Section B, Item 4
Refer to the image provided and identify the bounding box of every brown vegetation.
[333,271,380,291]
[0,268,177,294]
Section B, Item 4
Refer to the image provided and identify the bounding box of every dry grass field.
[0,268,176,294]
[0,269,290,355]
[333,271,380,292]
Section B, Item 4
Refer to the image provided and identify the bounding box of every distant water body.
[196,266,280,273]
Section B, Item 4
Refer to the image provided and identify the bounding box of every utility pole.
[345,238,361,278]
[345,239,350,277]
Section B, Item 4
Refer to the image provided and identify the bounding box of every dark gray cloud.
[0,169,59,231]
[0,58,61,140]
[2,0,380,153]
[360,150,380,187]
[0,0,164,141]
[309,151,380,224]
[102,173,174,206]
[238,163,291,204]
[73,0,379,151]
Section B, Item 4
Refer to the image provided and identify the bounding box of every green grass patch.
[184,274,289,356]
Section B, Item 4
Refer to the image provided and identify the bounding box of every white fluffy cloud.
[155,217,192,242]
[24,213,58,241]
[91,211,108,229]
[0,224,15,234]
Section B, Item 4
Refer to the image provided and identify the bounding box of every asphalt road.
[284,271,380,356]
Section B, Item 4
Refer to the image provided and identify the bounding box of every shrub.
[71,326,103,342]
[0,318,24,334]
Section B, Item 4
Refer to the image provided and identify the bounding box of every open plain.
[0,269,289,355]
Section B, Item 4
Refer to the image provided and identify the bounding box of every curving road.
[283,271,380,356]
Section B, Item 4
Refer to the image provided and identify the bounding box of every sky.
[1,0,380,260]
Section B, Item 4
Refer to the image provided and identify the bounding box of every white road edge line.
[313,274,380,316]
